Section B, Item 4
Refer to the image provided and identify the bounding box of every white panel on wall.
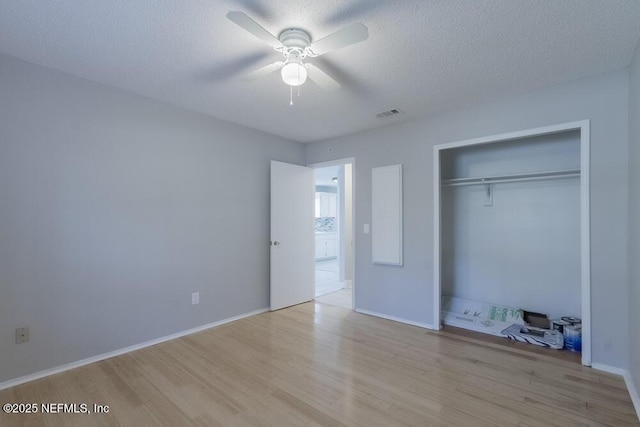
[372,165,403,265]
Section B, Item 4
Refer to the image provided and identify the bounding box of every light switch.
[364,224,370,234]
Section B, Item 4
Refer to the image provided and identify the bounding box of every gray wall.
[306,69,629,368]
[629,43,640,397]
[441,132,581,319]
[0,54,305,383]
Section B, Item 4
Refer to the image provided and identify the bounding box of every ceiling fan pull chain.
[290,85,293,106]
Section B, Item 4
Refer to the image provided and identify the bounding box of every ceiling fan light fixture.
[281,60,307,86]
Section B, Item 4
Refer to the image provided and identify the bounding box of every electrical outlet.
[191,292,199,305]
[15,327,29,344]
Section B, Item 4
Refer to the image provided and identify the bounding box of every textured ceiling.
[1,1,639,143]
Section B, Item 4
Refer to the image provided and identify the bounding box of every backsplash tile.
[315,217,336,232]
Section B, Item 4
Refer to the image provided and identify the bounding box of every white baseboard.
[591,362,627,376]
[355,308,434,330]
[624,371,640,422]
[0,307,269,391]
[591,363,640,422]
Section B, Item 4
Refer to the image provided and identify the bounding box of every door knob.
[271,240,280,246]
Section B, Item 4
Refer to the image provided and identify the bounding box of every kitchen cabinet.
[315,192,337,218]
[315,232,337,260]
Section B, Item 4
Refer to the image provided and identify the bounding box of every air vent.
[375,108,403,119]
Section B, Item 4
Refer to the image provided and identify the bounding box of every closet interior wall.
[440,130,581,320]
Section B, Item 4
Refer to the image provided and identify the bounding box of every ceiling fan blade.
[308,23,369,56]
[306,63,341,90]
[322,1,383,26]
[227,11,282,49]
[199,52,270,82]
[241,61,285,80]
[229,0,271,21]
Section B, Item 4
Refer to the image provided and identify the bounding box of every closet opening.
[433,121,590,366]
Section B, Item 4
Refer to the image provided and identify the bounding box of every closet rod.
[441,168,580,187]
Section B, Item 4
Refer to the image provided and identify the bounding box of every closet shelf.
[441,168,580,187]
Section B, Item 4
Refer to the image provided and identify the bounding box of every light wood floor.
[1,302,638,426]
[442,325,583,364]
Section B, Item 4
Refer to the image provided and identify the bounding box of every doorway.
[311,159,354,310]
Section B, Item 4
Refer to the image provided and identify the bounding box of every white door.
[270,161,315,311]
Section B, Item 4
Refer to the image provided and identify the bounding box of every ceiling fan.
[226,11,369,102]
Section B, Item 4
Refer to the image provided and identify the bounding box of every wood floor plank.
[0,302,637,426]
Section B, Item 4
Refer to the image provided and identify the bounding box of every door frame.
[309,157,356,310]
[433,120,591,366]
